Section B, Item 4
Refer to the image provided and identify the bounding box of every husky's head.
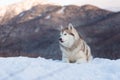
[59,23,80,48]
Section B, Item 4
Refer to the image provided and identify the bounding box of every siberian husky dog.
[59,23,93,63]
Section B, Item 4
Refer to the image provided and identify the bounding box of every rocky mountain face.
[0,3,120,60]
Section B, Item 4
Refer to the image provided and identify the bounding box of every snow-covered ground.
[0,57,120,80]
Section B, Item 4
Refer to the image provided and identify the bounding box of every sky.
[0,0,120,11]
[0,0,22,5]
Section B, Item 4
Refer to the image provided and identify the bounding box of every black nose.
[59,38,62,41]
[59,38,63,42]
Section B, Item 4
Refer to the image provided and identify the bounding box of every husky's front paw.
[76,58,87,64]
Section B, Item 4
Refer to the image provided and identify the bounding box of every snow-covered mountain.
[0,0,120,12]
[0,57,120,80]
[0,1,120,60]
[0,0,120,24]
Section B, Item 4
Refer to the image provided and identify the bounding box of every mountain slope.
[0,4,120,59]
[77,12,120,59]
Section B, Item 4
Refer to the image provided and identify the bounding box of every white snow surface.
[56,7,66,14]
[18,12,24,17]
[0,57,120,80]
[45,15,51,19]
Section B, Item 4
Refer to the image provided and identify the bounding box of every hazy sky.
[0,0,22,5]
[0,0,120,11]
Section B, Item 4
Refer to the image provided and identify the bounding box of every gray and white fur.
[59,23,93,63]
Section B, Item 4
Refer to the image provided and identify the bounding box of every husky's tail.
[86,45,93,62]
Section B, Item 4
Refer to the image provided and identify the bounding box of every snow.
[19,12,24,17]
[56,7,66,14]
[45,15,51,19]
[0,57,120,80]
[38,14,42,17]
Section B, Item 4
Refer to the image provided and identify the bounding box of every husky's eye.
[70,33,74,36]
[64,33,67,35]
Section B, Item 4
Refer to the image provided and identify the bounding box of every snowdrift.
[0,57,120,80]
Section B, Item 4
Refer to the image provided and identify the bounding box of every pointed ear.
[68,23,74,30]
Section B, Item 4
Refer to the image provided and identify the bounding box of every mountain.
[0,3,120,60]
[76,12,120,59]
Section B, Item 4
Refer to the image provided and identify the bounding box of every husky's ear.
[68,23,74,30]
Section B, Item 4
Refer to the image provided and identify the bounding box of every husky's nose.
[59,38,62,41]
[59,38,63,42]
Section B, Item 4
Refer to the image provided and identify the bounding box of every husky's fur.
[59,23,93,63]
